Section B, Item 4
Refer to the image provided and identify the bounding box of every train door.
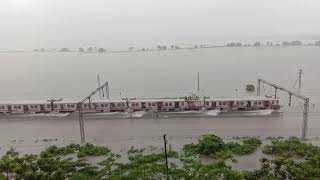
[247,101,251,108]
[264,101,270,108]
[229,101,234,108]
[157,102,162,110]
[60,104,64,111]
[175,102,180,109]
[23,105,29,113]
[7,105,12,113]
[40,105,45,112]
[141,102,146,110]
[212,102,216,109]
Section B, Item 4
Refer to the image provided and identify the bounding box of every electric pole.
[163,134,169,180]
[97,74,102,98]
[298,69,302,93]
[78,81,109,143]
[197,72,200,93]
[257,78,309,140]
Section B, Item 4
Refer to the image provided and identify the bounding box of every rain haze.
[0,0,320,50]
[1,1,320,178]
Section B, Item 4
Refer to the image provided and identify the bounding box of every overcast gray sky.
[0,0,320,50]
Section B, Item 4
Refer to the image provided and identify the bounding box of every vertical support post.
[106,82,109,99]
[288,94,292,106]
[88,97,91,110]
[107,83,110,99]
[274,88,277,99]
[78,103,85,144]
[302,98,309,140]
[98,74,102,98]
[298,69,302,93]
[257,79,261,96]
[50,102,54,111]
[197,72,200,93]
[163,134,169,180]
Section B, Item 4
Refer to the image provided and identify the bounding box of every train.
[0,96,280,115]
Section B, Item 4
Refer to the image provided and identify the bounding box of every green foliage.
[40,143,111,158]
[77,143,111,158]
[228,137,262,155]
[183,134,262,158]
[246,84,255,92]
[1,134,320,179]
[262,137,320,158]
[180,158,244,179]
[183,134,226,156]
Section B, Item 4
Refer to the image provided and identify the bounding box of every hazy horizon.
[1,0,320,50]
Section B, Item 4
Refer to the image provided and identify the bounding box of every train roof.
[0,96,278,105]
[209,96,279,101]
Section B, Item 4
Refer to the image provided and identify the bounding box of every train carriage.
[144,100,158,111]
[0,104,10,114]
[109,100,127,112]
[94,101,111,112]
[28,104,42,113]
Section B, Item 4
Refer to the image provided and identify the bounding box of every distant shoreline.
[1,40,319,54]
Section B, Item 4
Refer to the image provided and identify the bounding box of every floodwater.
[1,46,320,169]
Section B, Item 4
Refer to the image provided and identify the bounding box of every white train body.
[0,96,280,114]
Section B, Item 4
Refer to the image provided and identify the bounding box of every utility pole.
[97,74,102,98]
[78,81,109,143]
[163,134,169,180]
[257,78,309,140]
[197,72,200,93]
[298,69,302,93]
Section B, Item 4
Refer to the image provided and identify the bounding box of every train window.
[131,103,135,106]
[67,104,70,108]
[223,102,226,105]
[272,101,275,104]
[152,103,155,106]
[101,104,104,107]
[71,104,74,108]
[105,104,108,107]
[254,101,257,105]
[258,101,262,105]
[219,102,222,106]
[18,106,21,109]
[205,102,209,106]
[240,102,244,105]
[165,103,168,106]
[35,105,38,108]
[54,105,58,108]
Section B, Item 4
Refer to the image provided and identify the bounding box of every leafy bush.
[183,134,226,156]
[262,137,320,158]
[183,134,261,157]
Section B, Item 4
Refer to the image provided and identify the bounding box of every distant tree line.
[31,40,320,53]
